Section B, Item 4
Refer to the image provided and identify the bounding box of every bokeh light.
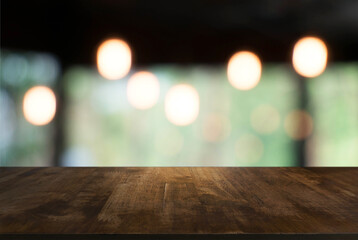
[292,37,328,78]
[97,38,132,80]
[284,110,313,140]
[30,54,60,84]
[2,54,28,86]
[202,113,231,142]
[23,86,56,126]
[227,51,262,90]
[251,104,281,135]
[235,134,264,164]
[127,71,160,110]
[165,84,199,126]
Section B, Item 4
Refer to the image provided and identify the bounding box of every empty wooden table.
[0,167,357,239]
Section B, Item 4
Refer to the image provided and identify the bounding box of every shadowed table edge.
[1,233,358,240]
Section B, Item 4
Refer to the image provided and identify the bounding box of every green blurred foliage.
[1,50,357,166]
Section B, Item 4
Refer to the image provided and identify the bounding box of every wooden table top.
[0,167,358,238]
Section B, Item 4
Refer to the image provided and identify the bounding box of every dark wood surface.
[0,167,358,236]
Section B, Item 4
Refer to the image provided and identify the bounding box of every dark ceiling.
[2,0,358,66]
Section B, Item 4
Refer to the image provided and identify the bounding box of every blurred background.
[1,0,357,167]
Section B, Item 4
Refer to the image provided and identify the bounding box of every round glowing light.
[165,84,199,126]
[202,113,231,142]
[23,86,56,126]
[284,110,313,140]
[251,104,280,135]
[97,38,132,80]
[227,51,262,90]
[127,71,160,110]
[235,134,264,164]
[2,54,28,86]
[292,37,328,78]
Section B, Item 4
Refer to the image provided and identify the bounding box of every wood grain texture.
[0,167,357,234]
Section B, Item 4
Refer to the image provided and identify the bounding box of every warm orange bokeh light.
[127,71,160,110]
[202,113,231,142]
[97,39,132,80]
[284,110,314,140]
[165,84,199,126]
[292,37,328,78]
[251,104,280,135]
[23,86,56,126]
[227,51,262,90]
